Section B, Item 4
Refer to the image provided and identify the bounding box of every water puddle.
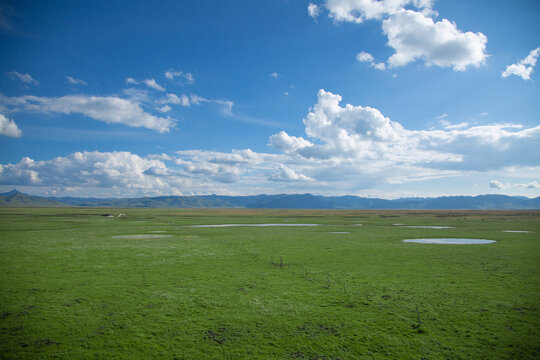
[328,232,350,234]
[110,234,174,239]
[186,223,320,228]
[502,230,532,233]
[403,238,496,244]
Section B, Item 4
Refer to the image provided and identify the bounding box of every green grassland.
[0,208,539,359]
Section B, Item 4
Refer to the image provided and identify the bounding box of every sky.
[0,0,539,199]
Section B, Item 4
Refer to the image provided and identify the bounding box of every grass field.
[0,208,539,359]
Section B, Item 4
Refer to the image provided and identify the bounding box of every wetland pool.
[403,238,496,244]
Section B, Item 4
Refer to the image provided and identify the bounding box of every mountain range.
[1,190,539,210]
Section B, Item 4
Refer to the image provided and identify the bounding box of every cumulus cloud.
[372,62,386,70]
[269,164,314,182]
[2,89,538,197]
[308,3,321,19]
[6,71,39,86]
[325,0,433,23]
[270,72,279,78]
[382,10,488,71]
[0,114,22,137]
[489,180,510,189]
[269,89,540,172]
[269,131,314,154]
[356,51,386,70]
[502,47,540,80]
[270,89,457,164]
[514,181,540,189]
[0,151,172,191]
[323,0,487,71]
[0,94,174,133]
[66,76,87,85]
[356,51,374,62]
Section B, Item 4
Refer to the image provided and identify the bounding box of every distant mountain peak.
[0,189,22,197]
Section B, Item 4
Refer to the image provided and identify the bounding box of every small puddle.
[110,235,174,239]
[502,230,532,233]
[186,223,320,228]
[403,238,496,244]
[328,232,350,234]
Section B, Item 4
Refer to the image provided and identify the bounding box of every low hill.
[1,190,539,209]
[0,190,68,207]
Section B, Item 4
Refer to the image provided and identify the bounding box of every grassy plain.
[0,208,539,359]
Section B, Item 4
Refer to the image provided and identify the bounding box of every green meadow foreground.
[0,208,539,359]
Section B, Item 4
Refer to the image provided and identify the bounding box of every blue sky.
[1,0,539,198]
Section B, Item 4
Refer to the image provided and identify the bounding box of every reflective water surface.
[186,224,320,228]
[403,238,496,244]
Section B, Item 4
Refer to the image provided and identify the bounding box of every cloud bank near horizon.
[1,89,538,198]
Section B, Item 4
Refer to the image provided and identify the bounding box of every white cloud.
[502,47,540,80]
[325,0,433,23]
[372,62,386,70]
[489,180,510,189]
[269,89,540,173]
[7,71,39,86]
[2,89,538,198]
[164,69,194,84]
[190,94,206,105]
[382,10,488,71]
[0,157,40,185]
[143,78,165,91]
[326,0,402,23]
[308,3,321,19]
[180,94,191,106]
[175,149,275,184]
[126,77,165,91]
[356,51,374,62]
[515,181,540,189]
[157,105,171,113]
[323,1,487,71]
[269,131,314,154]
[270,72,279,78]
[271,89,453,164]
[356,51,386,70]
[443,122,469,130]
[66,76,87,85]
[0,113,22,137]
[1,94,174,133]
[0,151,174,193]
[158,93,202,107]
[269,164,314,182]
[163,93,181,104]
